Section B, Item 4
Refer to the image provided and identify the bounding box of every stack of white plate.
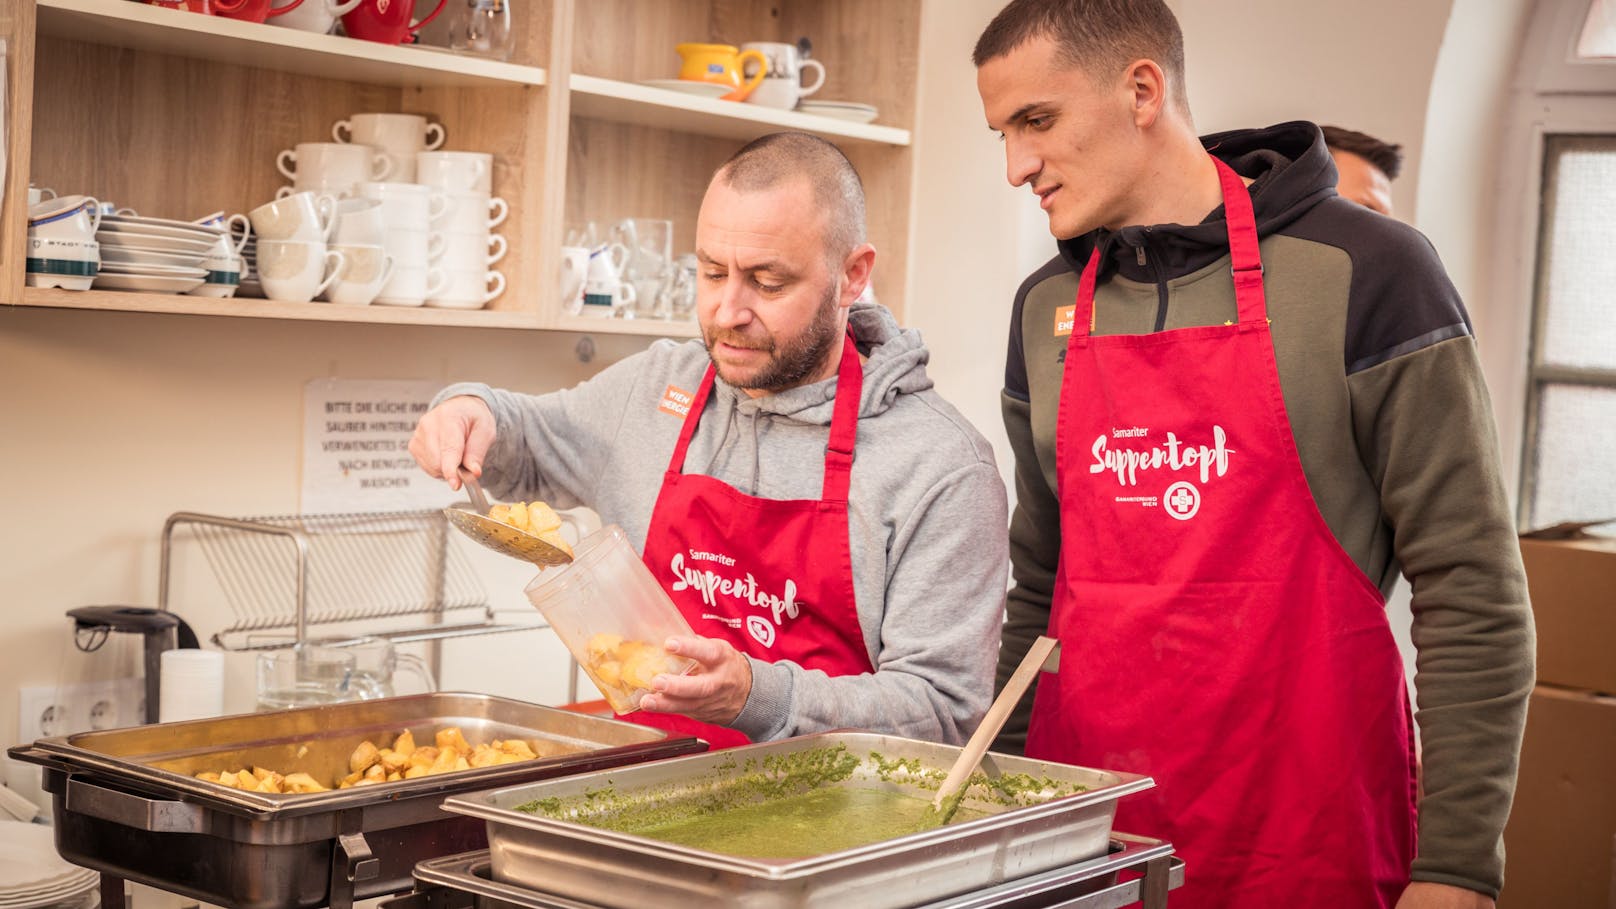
[0,823,98,909]
[94,214,219,294]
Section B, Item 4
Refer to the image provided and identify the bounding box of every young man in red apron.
[409,133,1009,752]
[975,2,1533,907]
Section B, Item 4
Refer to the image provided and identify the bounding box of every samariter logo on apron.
[1088,425,1234,520]
[668,549,800,648]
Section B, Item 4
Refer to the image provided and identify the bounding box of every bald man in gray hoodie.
[411,133,1008,747]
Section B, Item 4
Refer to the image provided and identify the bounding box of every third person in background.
[1324,124,1405,216]
[973,1,1533,907]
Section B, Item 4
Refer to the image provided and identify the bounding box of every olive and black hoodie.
[994,121,1534,897]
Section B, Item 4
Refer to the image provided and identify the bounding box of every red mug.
[341,0,446,45]
[215,0,305,23]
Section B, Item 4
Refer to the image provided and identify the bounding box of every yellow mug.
[675,43,768,101]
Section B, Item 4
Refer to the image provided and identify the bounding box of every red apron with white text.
[629,334,874,749]
[1024,158,1417,907]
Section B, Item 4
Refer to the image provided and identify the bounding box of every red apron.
[629,334,875,749]
[1025,158,1417,907]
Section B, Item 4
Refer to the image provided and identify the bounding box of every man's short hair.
[716,132,867,264]
[972,0,1188,112]
[1321,125,1404,180]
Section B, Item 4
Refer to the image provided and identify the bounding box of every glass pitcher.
[255,644,386,710]
[249,633,436,698]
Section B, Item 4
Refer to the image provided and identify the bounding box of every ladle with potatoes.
[443,467,578,566]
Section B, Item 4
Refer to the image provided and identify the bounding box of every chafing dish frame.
[445,731,1156,909]
[382,835,1184,909]
[8,692,704,909]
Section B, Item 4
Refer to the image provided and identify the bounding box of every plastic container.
[524,525,697,713]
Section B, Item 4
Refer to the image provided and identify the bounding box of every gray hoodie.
[437,303,1008,744]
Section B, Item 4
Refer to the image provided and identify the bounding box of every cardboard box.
[1499,685,1616,909]
[1518,524,1616,694]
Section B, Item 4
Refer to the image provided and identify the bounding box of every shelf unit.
[0,0,923,335]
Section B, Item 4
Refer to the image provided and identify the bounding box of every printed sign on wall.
[301,378,454,513]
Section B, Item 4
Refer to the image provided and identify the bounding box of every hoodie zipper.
[1136,228,1171,332]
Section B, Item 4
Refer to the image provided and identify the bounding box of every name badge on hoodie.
[659,384,694,418]
[1054,305,1076,337]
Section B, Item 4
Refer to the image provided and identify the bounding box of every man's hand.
[1395,882,1495,909]
[408,395,496,490]
[637,635,752,725]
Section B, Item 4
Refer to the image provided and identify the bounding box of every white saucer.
[93,272,207,293]
[97,230,214,255]
[798,100,880,124]
[638,79,732,100]
[100,214,223,238]
[97,220,220,243]
[97,261,208,278]
[99,245,208,268]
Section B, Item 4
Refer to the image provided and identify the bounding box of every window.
[1579,0,1616,58]
[1521,135,1616,528]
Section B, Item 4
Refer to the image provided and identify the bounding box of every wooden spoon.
[919,635,1061,830]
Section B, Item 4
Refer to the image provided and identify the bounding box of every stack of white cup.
[158,649,226,723]
[416,150,507,310]
[359,181,448,306]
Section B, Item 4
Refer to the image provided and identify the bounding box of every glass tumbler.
[448,0,513,60]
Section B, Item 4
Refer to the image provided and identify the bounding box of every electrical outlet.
[17,678,145,743]
[18,686,70,744]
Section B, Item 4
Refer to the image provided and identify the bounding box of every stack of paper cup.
[416,151,508,310]
[159,649,226,723]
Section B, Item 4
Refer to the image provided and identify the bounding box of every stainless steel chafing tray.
[8,693,704,909]
[443,731,1154,909]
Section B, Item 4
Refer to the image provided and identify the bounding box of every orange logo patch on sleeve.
[1054,305,1076,337]
[658,384,694,418]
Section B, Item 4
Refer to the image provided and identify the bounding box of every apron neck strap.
[667,328,863,503]
[1073,154,1267,337]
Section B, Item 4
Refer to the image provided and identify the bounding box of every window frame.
[1502,0,1616,528]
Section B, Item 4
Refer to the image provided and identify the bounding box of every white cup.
[331,197,387,246]
[334,113,446,183]
[276,142,392,198]
[192,211,253,255]
[374,263,448,307]
[434,231,507,269]
[558,245,589,313]
[415,150,492,193]
[439,191,508,234]
[27,185,57,207]
[321,243,396,305]
[158,650,226,723]
[383,227,446,268]
[427,267,505,309]
[269,0,362,34]
[183,234,245,298]
[250,191,337,242]
[742,41,826,110]
[256,238,345,303]
[25,235,100,290]
[582,245,635,317]
[356,181,447,230]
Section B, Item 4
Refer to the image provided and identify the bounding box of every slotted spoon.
[442,468,575,567]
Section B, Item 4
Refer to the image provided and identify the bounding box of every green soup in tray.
[444,731,1154,909]
[513,742,1084,860]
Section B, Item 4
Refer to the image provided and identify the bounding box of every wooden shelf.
[17,287,547,328]
[551,312,701,338]
[568,75,911,147]
[35,0,548,88]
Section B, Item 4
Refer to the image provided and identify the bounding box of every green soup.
[600,786,993,859]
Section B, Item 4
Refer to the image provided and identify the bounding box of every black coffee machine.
[68,605,199,725]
